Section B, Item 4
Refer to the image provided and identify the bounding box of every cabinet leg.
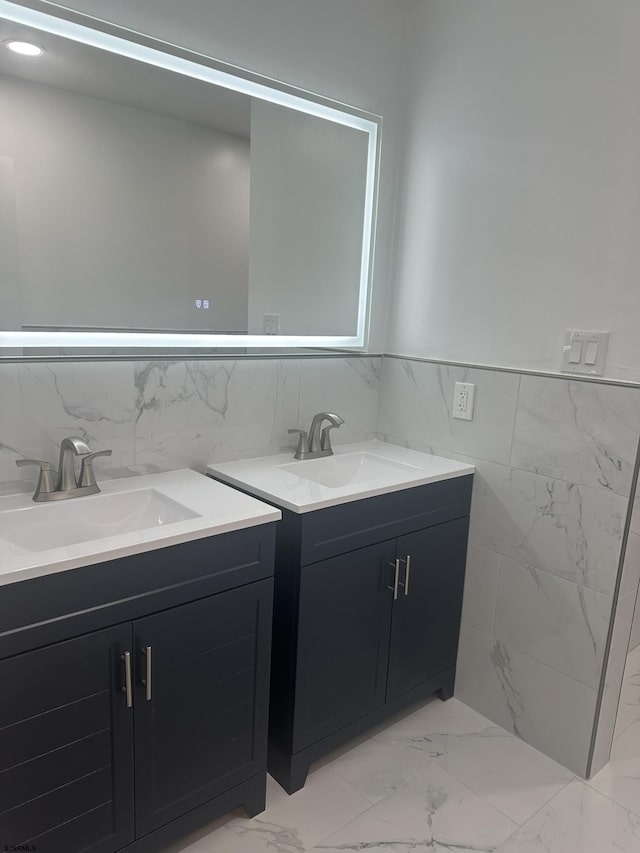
[437,671,455,701]
[268,756,309,795]
[242,772,267,818]
[268,745,311,794]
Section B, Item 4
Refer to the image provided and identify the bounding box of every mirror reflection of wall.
[0,14,374,343]
[1,74,250,333]
[248,101,367,337]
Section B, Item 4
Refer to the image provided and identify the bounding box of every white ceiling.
[0,18,251,138]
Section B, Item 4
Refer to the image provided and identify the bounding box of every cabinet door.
[293,541,395,751]
[133,580,273,836]
[386,518,469,702]
[0,626,134,853]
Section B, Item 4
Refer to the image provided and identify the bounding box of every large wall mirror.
[0,0,380,356]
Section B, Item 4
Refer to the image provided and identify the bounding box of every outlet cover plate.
[453,382,475,421]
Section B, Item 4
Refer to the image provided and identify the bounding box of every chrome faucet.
[16,436,112,502]
[288,412,344,460]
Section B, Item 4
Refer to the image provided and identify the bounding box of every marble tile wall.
[591,476,640,774]
[0,356,381,491]
[378,356,640,776]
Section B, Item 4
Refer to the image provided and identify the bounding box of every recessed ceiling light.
[4,39,45,56]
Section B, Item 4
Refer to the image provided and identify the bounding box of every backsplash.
[0,356,381,490]
[377,355,640,776]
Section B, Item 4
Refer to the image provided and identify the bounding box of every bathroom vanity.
[0,470,280,852]
[207,441,474,792]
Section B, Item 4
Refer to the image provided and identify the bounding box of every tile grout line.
[507,372,522,468]
[488,775,578,851]
[462,621,603,695]
[431,752,577,832]
[382,431,634,501]
[582,773,640,822]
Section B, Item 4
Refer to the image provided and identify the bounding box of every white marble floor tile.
[372,696,504,757]
[312,763,518,853]
[171,769,372,853]
[436,729,574,824]
[371,695,573,824]
[327,735,437,804]
[495,779,640,853]
[589,721,640,818]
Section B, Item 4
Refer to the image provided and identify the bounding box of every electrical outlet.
[263,314,280,335]
[453,382,475,421]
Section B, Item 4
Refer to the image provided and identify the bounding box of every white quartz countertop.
[206,440,475,514]
[0,469,280,587]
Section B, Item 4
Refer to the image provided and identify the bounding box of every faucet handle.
[288,429,309,459]
[15,458,57,500]
[79,449,112,488]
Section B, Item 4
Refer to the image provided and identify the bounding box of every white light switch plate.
[453,382,475,421]
[561,330,609,376]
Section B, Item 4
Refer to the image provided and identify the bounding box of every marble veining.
[496,780,640,852]
[376,357,639,777]
[456,625,598,775]
[492,557,611,688]
[134,359,294,468]
[166,693,640,853]
[0,357,381,490]
[299,357,381,446]
[467,458,626,595]
[377,358,520,466]
[1,361,136,471]
[511,376,640,496]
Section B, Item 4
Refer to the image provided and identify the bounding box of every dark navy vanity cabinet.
[267,475,473,793]
[0,524,276,853]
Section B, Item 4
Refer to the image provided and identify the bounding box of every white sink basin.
[0,469,280,586]
[279,452,423,489]
[0,488,199,553]
[207,440,475,513]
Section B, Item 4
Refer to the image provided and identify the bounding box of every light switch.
[561,330,609,376]
[584,341,598,365]
[569,340,583,364]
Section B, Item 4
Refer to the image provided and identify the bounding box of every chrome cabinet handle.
[122,651,133,708]
[403,555,411,596]
[141,646,152,701]
[387,559,400,600]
